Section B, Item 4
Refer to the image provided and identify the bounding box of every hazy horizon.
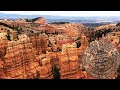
[0,11,120,17]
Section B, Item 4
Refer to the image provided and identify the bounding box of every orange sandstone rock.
[39,58,53,79]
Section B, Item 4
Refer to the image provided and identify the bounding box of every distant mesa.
[33,17,47,25]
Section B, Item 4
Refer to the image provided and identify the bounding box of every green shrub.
[52,64,60,79]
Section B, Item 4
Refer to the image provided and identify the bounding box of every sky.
[0,11,120,16]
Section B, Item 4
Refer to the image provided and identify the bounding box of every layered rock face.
[0,58,6,78]
[58,33,89,79]
[49,23,88,39]
[36,53,53,79]
[95,24,116,31]
[3,34,39,79]
[46,51,59,66]
[105,32,120,52]
[0,32,53,79]
[0,25,13,33]
[41,25,57,34]
[0,20,41,33]
[59,47,80,79]
[77,33,88,64]
[77,33,94,79]
[38,57,53,79]
[56,36,74,50]
[0,33,8,57]
[29,33,48,53]
[40,23,89,43]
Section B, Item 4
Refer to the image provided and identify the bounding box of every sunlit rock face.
[0,58,6,79]
[0,25,13,33]
[105,32,120,53]
[57,33,89,79]
[38,57,53,79]
[59,45,80,79]
[3,34,40,79]
[82,39,120,79]
[46,51,59,66]
[40,23,89,43]
[49,23,88,38]
[95,24,116,31]
[0,33,8,57]
[29,33,48,53]
[77,33,88,66]
[80,33,89,47]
